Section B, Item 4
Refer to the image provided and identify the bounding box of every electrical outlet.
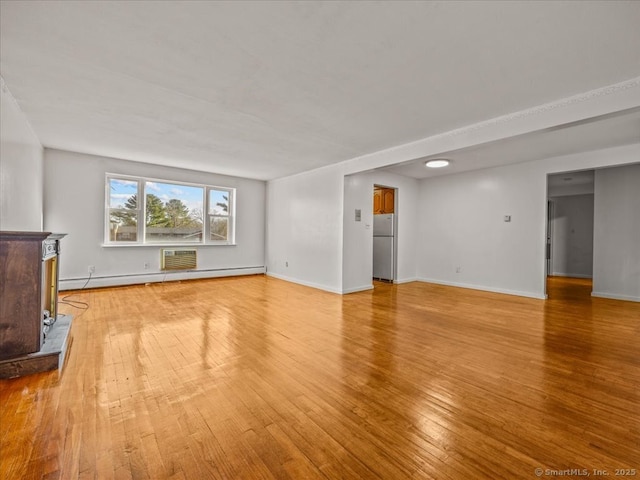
[144,262,150,270]
[285,261,289,267]
[456,266,462,273]
[88,265,95,273]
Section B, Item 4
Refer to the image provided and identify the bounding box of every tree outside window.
[209,189,231,241]
[106,176,234,245]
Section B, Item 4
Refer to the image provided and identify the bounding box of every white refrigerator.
[373,214,394,281]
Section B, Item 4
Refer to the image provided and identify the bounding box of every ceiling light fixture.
[425,159,450,168]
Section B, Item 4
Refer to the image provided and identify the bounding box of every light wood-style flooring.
[1,275,638,479]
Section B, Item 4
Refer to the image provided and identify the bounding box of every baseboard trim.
[591,291,640,303]
[266,272,342,294]
[342,284,374,294]
[60,266,266,290]
[394,277,418,285]
[417,277,546,300]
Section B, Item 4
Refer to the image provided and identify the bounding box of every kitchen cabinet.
[373,187,395,214]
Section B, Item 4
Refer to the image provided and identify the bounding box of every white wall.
[416,144,640,299]
[342,173,372,293]
[266,166,344,293]
[266,144,638,298]
[549,194,594,278]
[43,149,266,289]
[548,182,594,197]
[417,161,547,298]
[0,80,43,231]
[593,164,640,301]
[342,171,418,293]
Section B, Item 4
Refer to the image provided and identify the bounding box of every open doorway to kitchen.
[372,185,397,283]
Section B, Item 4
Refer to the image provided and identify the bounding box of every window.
[209,188,230,241]
[108,178,139,242]
[145,181,203,243]
[106,175,235,245]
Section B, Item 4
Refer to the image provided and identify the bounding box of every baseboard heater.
[161,248,197,271]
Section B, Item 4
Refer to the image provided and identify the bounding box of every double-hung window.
[106,175,235,245]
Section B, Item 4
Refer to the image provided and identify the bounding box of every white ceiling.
[381,108,640,178]
[1,1,640,181]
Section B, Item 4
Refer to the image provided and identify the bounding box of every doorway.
[546,200,554,277]
[372,185,397,283]
[546,170,595,298]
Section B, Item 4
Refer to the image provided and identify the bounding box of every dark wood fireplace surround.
[0,231,73,379]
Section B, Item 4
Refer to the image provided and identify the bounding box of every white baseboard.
[394,277,418,284]
[417,277,546,300]
[342,284,374,294]
[60,266,266,290]
[591,291,640,303]
[266,272,342,294]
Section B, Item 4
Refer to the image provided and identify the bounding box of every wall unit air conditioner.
[160,249,197,271]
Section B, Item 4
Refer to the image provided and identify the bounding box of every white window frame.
[207,186,235,243]
[105,174,236,246]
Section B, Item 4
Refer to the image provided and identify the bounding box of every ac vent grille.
[161,249,197,271]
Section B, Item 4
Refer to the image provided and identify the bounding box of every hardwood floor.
[1,275,638,479]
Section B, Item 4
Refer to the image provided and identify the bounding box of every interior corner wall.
[416,144,640,299]
[342,170,418,293]
[266,165,344,294]
[43,148,266,289]
[549,194,594,278]
[592,163,640,302]
[0,84,43,231]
